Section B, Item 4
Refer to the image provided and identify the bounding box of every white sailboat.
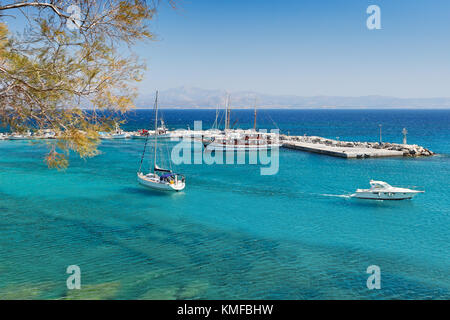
[203,96,281,151]
[137,91,186,192]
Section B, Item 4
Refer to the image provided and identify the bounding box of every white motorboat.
[137,90,186,192]
[351,180,424,200]
[100,123,130,139]
[154,119,171,139]
[110,124,130,139]
[110,133,129,139]
[8,131,32,140]
[8,135,27,140]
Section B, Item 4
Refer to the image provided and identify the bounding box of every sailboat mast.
[213,104,219,130]
[226,95,231,130]
[153,90,159,173]
[224,94,228,131]
[253,98,257,131]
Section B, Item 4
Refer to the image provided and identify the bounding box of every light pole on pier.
[379,124,382,143]
[402,128,408,145]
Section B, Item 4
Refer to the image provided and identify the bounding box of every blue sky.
[134,0,450,98]
[3,1,450,98]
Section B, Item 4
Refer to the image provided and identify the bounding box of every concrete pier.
[281,135,434,158]
[282,141,404,158]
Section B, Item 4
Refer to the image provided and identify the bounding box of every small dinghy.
[351,180,423,200]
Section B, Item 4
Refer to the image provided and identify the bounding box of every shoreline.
[0,129,435,158]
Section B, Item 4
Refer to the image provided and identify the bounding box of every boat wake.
[320,193,352,199]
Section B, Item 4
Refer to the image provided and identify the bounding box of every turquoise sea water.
[0,109,449,299]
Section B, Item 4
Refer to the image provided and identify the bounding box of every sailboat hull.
[137,173,185,192]
[205,142,281,151]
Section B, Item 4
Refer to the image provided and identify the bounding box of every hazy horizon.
[131,86,450,109]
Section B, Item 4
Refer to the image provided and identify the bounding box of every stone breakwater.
[0,130,435,158]
[280,135,434,158]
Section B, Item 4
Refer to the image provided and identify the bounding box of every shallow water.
[0,109,449,299]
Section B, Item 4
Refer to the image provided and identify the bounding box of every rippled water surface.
[0,109,449,299]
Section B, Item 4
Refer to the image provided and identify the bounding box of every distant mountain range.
[135,86,450,109]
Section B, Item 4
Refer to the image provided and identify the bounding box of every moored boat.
[100,123,130,139]
[132,129,150,139]
[8,132,32,140]
[204,135,281,151]
[203,96,280,151]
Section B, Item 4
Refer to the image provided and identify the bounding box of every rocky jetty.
[280,135,434,157]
